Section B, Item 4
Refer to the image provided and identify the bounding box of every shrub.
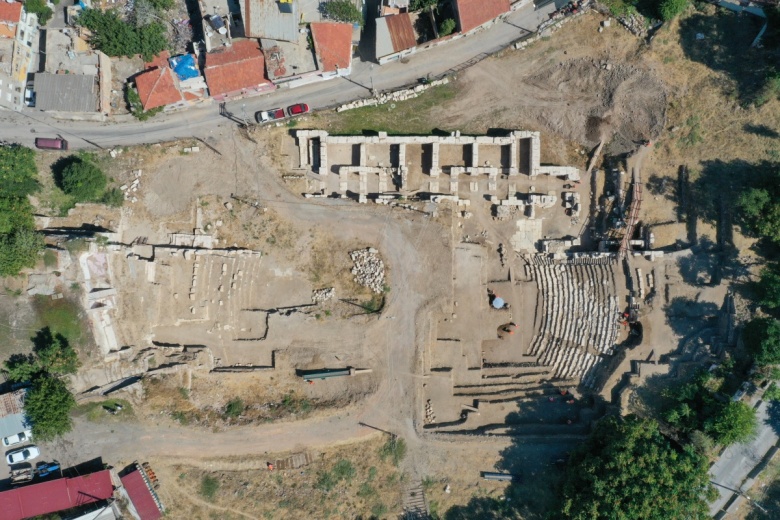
[438,18,456,37]
[59,159,108,202]
[659,0,689,20]
[127,86,164,121]
[200,475,220,500]
[316,470,337,492]
[101,188,125,207]
[0,229,45,277]
[224,398,244,418]
[332,459,356,482]
[322,0,363,26]
[378,436,407,467]
[0,145,40,199]
[764,382,780,401]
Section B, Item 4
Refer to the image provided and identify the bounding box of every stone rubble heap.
[311,287,335,303]
[336,78,449,113]
[350,248,386,294]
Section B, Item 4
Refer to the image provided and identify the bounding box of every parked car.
[34,137,68,150]
[255,108,285,123]
[287,103,309,116]
[2,430,32,447]
[6,445,40,465]
[24,86,35,107]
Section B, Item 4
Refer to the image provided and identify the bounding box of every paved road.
[1,2,558,149]
[709,400,780,515]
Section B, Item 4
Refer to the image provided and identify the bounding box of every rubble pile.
[350,248,386,294]
[336,78,450,113]
[311,287,335,303]
[120,170,143,204]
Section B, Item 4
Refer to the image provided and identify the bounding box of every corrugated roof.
[386,13,416,52]
[0,470,114,520]
[135,67,183,111]
[242,0,299,42]
[121,470,162,520]
[455,0,510,33]
[34,73,98,112]
[0,1,22,24]
[204,39,272,97]
[310,22,353,73]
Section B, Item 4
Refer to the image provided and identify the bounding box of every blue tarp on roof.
[169,54,198,81]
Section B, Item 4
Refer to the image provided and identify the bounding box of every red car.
[287,103,310,116]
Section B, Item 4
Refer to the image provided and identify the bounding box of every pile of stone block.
[350,248,386,294]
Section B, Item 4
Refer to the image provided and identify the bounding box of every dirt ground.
[6,7,778,519]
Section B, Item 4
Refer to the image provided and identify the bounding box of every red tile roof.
[310,22,353,73]
[0,470,114,520]
[144,50,171,71]
[0,1,22,24]
[121,469,163,520]
[135,66,183,111]
[386,13,416,53]
[204,39,272,97]
[456,0,510,33]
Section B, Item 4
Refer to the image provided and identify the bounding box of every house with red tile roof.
[454,0,511,34]
[134,51,208,112]
[203,39,274,100]
[310,22,353,77]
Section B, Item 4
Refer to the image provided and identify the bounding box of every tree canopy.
[659,0,689,21]
[439,18,457,37]
[32,327,80,376]
[757,264,780,310]
[559,415,715,520]
[24,375,76,440]
[705,401,758,445]
[22,0,53,26]
[744,317,780,366]
[0,145,40,200]
[0,229,45,277]
[59,158,108,202]
[78,9,168,61]
[321,0,363,26]
[737,183,780,243]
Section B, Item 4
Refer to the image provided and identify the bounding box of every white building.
[0,0,37,111]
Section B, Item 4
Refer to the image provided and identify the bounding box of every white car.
[6,445,40,465]
[2,430,32,447]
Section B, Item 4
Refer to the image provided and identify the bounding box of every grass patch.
[378,436,407,467]
[359,294,384,314]
[200,475,220,501]
[280,392,312,415]
[73,398,133,422]
[178,387,190,399]
[42,249,58,269]
[318,83,457,135]
[32,296,84,345]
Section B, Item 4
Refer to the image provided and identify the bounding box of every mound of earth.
[451,57,667,154]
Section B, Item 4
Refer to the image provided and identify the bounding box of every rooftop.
[455,0,510,34]
[204,39,272,97]
[135,66,183,111]
[310,22,353,73]
[375,13,416,58]
[260,36,317,81]
[0,1,22,24]
[0,470,114,520]
[34,72,98,112]
[242,0,299,42]
[121,467,163,520]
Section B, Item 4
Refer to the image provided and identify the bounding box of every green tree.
[3,353,42,383]
[0,229,45,277]
[744,317,780,366]
[78,10,167,61]
[737,187,780,243]
[59,158,108,202]
[439,18,456,37]
[705,401,757,445]
[321,0,364,26]
[659,0,689,20]
[0,197,35,235]
[0,145,40,200]
[33,327,80,376]
[757,264,780,310]
[24,375,77,440]
[559,415,715,520]
[411,0,438,10]
[23,0,53,26]
[126,86,163,121]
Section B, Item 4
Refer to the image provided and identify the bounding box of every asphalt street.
[0,2,558,149]
[709,400,780,515]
